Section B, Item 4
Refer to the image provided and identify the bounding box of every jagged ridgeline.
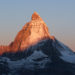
[0,12,54,54]
[0,12,75,75]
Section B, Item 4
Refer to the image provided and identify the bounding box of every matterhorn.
[0,12,75,75]
[0,12,54,54]
[10,12,54,51]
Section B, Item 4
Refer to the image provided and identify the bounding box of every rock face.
[11,12,51,51]
[0,46,10,55]
[0,12,75,75]
[0,12,54,54]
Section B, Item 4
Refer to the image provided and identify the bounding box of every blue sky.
[0,0,75,51]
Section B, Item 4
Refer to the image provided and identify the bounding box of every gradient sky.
[0,0,75,51]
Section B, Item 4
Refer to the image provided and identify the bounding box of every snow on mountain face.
[0,50,51,75]
[11,12,52,51]
[0,12,54,54]
[0,12,75,75]
[52,39,75,63]
[0,38,75,75]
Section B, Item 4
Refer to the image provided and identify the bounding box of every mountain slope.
[11,12,51,51]
[0,12,75,75]
[0,38,75,75]
[0,12,54,54]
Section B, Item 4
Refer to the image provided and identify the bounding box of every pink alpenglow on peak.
[0,12,55,55]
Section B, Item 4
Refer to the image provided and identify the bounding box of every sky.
[0,0,75,51]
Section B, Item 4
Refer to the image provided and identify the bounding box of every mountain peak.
[11,12,52,51]
[31,12,42,20]
[0,12,55,54]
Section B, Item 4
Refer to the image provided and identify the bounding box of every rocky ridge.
[0,12,54,54]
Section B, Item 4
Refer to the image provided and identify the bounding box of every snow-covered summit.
[0,12,75,75]
[10,12,53,51]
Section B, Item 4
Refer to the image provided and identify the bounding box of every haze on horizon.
[0,0,75,51]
